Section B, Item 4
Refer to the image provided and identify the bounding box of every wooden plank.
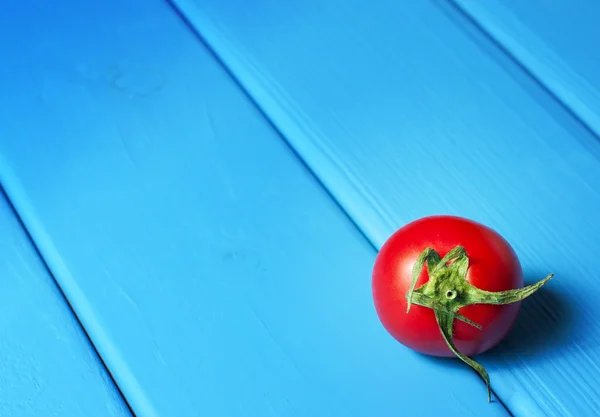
[167,0,600,416]
[0,189,131,417]
[0,0,509,416]
[450,0,600,139]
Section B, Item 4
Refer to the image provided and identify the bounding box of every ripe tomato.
[373,215,530,357]
[372,215,553,401]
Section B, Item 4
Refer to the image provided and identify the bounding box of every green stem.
[405,246,554,402]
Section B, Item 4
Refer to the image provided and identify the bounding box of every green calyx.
[405,246,553,402]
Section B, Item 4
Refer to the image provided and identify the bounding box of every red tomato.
[372,215,523,357]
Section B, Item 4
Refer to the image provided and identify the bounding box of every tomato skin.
[372,215,523,357]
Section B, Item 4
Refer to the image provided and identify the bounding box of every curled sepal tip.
[406,248,441,313]
[435,310,492,402]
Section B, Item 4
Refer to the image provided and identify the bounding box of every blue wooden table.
[1,1,598,416]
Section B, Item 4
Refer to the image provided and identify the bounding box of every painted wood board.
[167,0,600,416]
[0,0,509,416]
[0,189,131,417]
[450,0,600,139]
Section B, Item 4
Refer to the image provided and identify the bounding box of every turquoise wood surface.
[169,1,600,416]
[2,0,600,416]
[0,190,131,416]
[0,0,507,416]
[451,0,600,138]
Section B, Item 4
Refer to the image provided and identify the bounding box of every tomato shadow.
[479,272,574,364]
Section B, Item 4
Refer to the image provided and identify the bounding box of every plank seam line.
[164,3,382,252]
[442,0,600,144]
[164,2,514,416]
[0,185,138,417]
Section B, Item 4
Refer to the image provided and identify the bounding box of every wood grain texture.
[0,0,509,416]
[450,0,600,139]
[167,0,600,416]
[0,189,131,417]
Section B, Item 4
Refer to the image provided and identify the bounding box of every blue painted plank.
[0,1,509,416]
[450,0,600,139]
[167,1,600,416]
[0,189,131,417]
